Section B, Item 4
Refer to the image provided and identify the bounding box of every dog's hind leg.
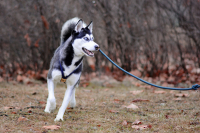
[44,78,56,113]
[69,85,77,108]
[70,80,80,108]
[54,85,74,121]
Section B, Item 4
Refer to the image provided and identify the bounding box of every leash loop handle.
[99,49,200,91]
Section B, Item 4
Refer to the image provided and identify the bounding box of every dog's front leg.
[54,85,74,121]
[44,79,56,113]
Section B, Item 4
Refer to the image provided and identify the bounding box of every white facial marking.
[73,34,98,57]
[83,34,94,42]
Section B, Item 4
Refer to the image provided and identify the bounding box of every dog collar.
[59,61,80,83]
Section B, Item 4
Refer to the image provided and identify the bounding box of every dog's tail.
[61,17,86,44]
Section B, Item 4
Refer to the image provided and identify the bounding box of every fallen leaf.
[67,107,74,110]
[16,75,23,82]
[122,120,128,126]
[23,77,33,84]
[168,76,175,82]
[18,117,28,122]
[173,98,182,101]
[27,110,32,113]
[132,99,150,102]
[112,69,125,81]
[11,112,17,114]
[40,70,48,80]
[113,99,124,103]
[104,88,109,91]
[109,110,119,113]
[174,93,189,97]
[165,115,168,119]
[32,92,37,95]
[104,83,114,88]
[0,77,4,82]
[4,106,14,110]
[97,124,101,127]
[194,112,200,116]
[82,89,91,92]
[125,104,139,109]
[15,107,21,110]
[154,91,166,94]
[147,124,152,128]
[132,125,151,130]
[189,121,200,125]
[114,99,120,102]
[42,125,61,130]
[161,82,169,87]
[81,82,90,87]
[130,70,141,77]
[132,83,141,87]
[132,120,142,125]
[39,101,46,104]
[130,90,144,95]
[143,85,152,89]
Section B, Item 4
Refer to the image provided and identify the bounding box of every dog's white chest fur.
[52,56,82,82]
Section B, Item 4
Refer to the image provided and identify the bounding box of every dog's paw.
[44,109,51,113]
[70,102,76,108]
[54,116,63,122]
[49,103,56,111]
[44,98,56,113]
[70,97,76,108]
[44,106,56,113]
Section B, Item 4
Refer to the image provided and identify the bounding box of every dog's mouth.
[82,47,94,57]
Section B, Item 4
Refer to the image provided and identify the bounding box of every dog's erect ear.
[87,21,93,33]
[75,19,83,32]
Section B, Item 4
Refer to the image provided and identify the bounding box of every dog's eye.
[84,37,89,41]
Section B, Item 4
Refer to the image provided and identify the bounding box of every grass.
[0,80,200,132]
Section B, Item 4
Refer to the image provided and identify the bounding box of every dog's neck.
[59,42,83,76]
[61,55,83,76]
[62,44,83,66]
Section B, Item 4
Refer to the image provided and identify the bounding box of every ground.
[0,77,200,132]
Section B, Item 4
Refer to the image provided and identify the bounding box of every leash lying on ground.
[99,49,200,91]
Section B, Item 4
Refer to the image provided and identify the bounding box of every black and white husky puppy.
[44,18,99,121]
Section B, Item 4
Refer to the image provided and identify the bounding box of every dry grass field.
[0,78,200,132]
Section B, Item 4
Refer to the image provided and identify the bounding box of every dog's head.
[72,19,99,57]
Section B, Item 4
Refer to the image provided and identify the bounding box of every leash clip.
[60,78,66,83]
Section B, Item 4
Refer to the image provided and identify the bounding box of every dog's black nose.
[95,45,99,50]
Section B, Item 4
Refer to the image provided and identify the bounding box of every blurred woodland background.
[0,0,200,85]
